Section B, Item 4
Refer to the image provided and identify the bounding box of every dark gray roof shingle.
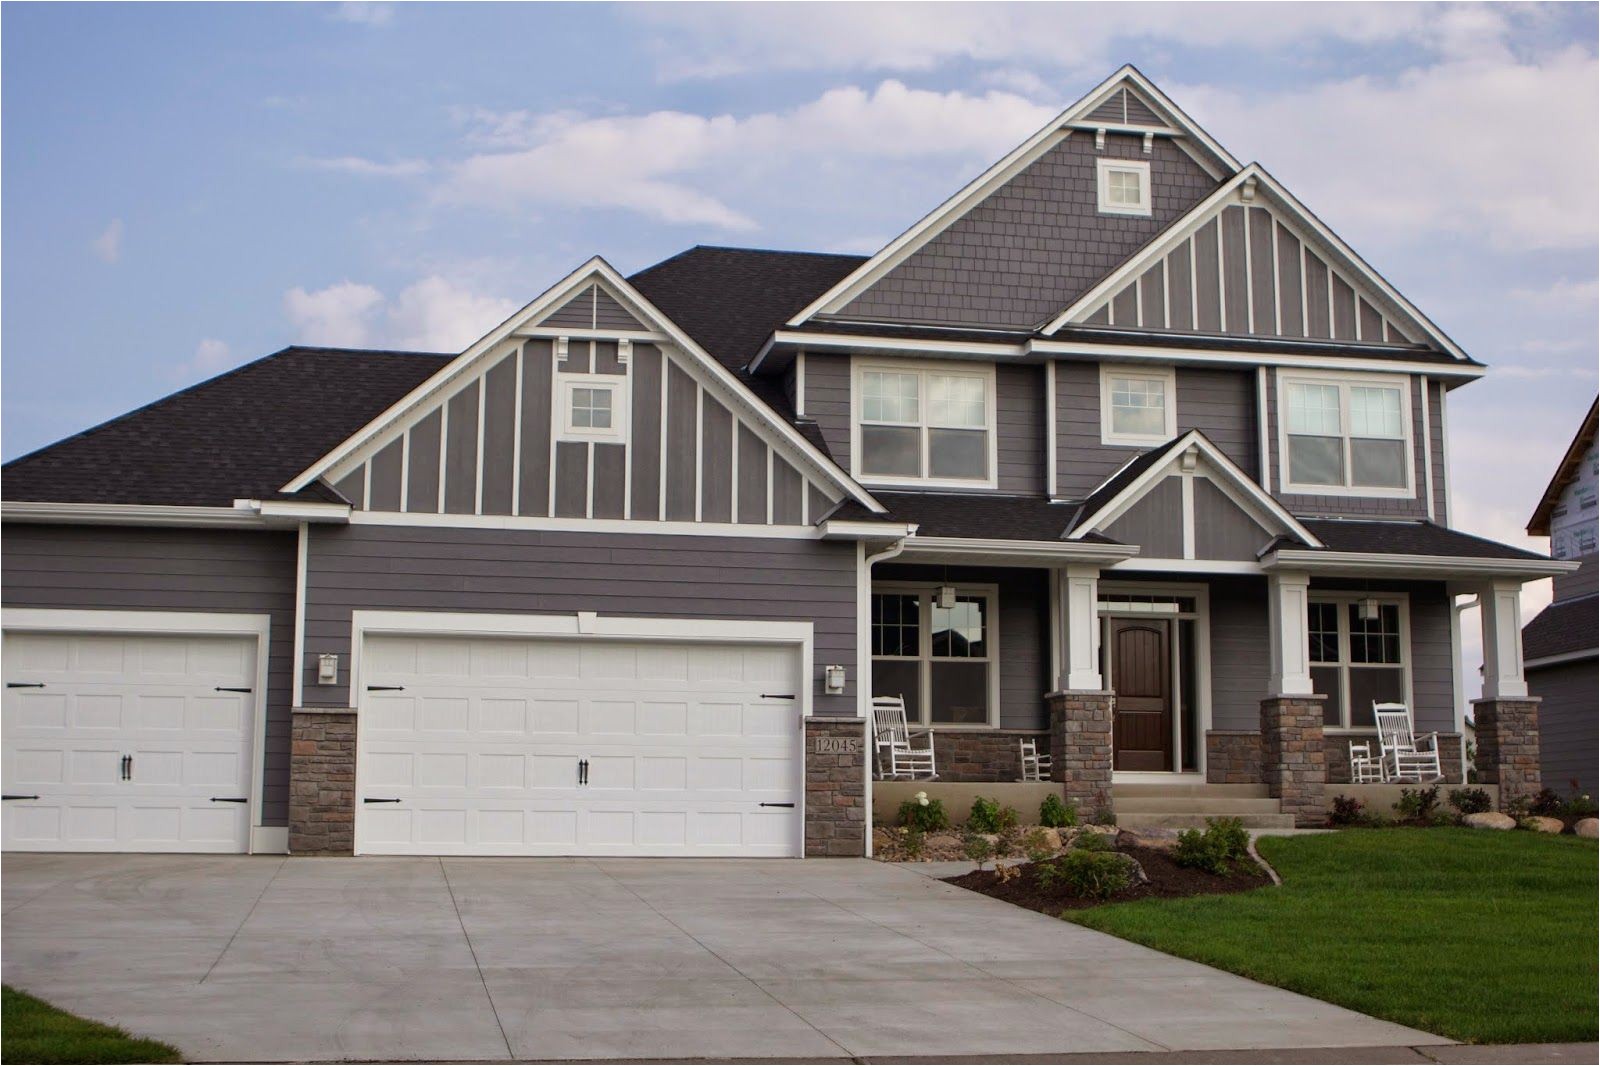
[1296,520,1552,561]
[1523,595,1598,661]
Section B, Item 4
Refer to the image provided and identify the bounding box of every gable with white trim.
[295,260,869,528]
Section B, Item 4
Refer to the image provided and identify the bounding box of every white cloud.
[91,219,123,264]
[284,276,516,353]
[299,155,430,178]
[329,2,391,27]
[1509,277,1600,310]
[171,337,238,383]
[434,81,1053,229]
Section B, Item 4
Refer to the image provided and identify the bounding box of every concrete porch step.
[1114,782,1269,798]
[1113,796,1285,815]
[1114,811,1297,830]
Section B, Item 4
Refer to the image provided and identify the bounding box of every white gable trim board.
[1,608,276,854]
[283,258,883,516]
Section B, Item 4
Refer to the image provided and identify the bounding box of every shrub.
[1173,817,1251,875]
[1562,791,1598,820]
[1396,786,1441,822]
[1072,829,1113,852]
[1328,794,1365,827]
[1036,850,1133,900]
[1448,788,1492,815]
[1528,788,1565,818]
[962,829,996,870]
[1022,827,1058,864]
[902,824,925,860]
[1091,806,1117,827]
[1039,793,1078,828]
[898,793,949,832]
[968,796,1018,833]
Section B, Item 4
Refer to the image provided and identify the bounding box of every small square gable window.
[1097,158,1151,217]
[558,375,627,443]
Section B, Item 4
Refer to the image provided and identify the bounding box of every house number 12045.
[814,737,861,755]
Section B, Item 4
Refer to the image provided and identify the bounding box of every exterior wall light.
[823,664,847,695]
[317,654,340,685]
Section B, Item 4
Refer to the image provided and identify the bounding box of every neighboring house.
[1523,398,1598,797]
[1,67,1572,858]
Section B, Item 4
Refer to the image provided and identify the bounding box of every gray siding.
[805,353,852,469]
[876,563,1049,730]
[839,132,1216,329]
[300,524,859,715]
[1428,379,1449,522]
[1056,362,1257,499]
[2,525,298,826]
[1103,476,1183,557]
[1207,576,1269,731]
[1529,658,1599,796]
[1553,552,1598,604]
[540,283,645,331]
[1193,476,1272,561]
[996,363,1045,494]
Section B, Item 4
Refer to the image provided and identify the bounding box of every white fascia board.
[1068,430,1322,548]
[786,66,1241,328]
[279,257,886,515]
[1,501,268,528]
[817,519,916,541]
[1524,648,1599,669]
[1041,164,1472,363]
[236,499,353,525]
[899,535,1140,565]
[1261,549,1579,580]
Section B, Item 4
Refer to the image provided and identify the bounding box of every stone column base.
[1260,695,1326,827]
[805,717,867,857]
[1048,691,1114,819]
[289,709,357,856]
[1205,731,1262,784]
[1472,697,1542,810]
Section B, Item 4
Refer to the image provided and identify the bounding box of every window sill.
[1280,483,1415,500]
[857,474,998,491]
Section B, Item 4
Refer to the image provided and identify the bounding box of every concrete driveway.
[3,854,1445,1062]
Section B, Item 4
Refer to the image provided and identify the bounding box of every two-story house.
[1,67,1572,857]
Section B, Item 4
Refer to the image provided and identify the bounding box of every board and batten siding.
[330,339,841,527]
[0,524,298,826]
[299,524,860,715]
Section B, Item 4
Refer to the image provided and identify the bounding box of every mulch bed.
[945,845,1273,914]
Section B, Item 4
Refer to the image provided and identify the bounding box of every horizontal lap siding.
[1,525,298,826]
[1530,659,1599,796]
[302,525,858,715]
[805,354,852,468]
[1208,576,1269,731]
[997,364,1045,494]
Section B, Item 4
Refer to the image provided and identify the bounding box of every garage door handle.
[214,686,252,693]
[2,795,40,801]
[363,798,402,804]
[210,797,248,803]
[578,759,589,786]
[761,693,796,700]
[121,755,132,782]
[6,682,45,689]
[366,685,405,692]
[759,802,796,808]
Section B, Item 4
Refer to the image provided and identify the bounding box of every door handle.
[366,685,405,692]
[6,682,45,689]
[209,797,248,803]
[214,686,252,694]
[363,798,402,804]
[761,693,796,700]
[120,755,132,782]
[2,795,40,801]
[759,802,796,808]
[578,759,589,786]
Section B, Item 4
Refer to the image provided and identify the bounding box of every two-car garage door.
[355,634,805,857]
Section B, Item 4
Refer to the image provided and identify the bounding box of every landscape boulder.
[1522,816,1564,834]
[1576,818,1599,839]
[1462,812,1516,831]
[1117,827,1181,851]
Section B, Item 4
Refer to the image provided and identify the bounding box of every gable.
[834,132,1218,329]
[1082,85,1169,128]
[535,281,649,332]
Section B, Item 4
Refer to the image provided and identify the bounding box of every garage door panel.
[356,634,803,857]
[3,631,256,853]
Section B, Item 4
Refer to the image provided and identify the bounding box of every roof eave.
[1261,548,1578,580]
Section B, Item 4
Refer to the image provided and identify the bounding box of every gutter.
[1261,549,1578,580]
[1,499,354,529]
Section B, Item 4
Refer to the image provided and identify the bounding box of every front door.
[1109,618,1172,772]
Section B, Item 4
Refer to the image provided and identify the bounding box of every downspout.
[858,527,915,858]
[1453,595,1480,783]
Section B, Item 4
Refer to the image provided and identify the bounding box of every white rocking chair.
[1020,738,1052,782]
[1373,702,1443,783]
[871,696,937,780]
[1348,739,1384,784]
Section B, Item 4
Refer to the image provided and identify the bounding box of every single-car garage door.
[2,631,257,853]
[355,634,803,856]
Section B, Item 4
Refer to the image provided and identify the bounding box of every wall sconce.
[1356,597,1381,622]
[936,585,957,609]
[823,664,847,695]
[317,654,340,685]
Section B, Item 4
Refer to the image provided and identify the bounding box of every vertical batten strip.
[511,345,524,515]
[658,350,669,521]
[474,376,487,515]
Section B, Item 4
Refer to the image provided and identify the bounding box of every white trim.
[1107,557,1262,574]
[1263,549,1576,579]
[474,376,486,515]
[555,374,628,445]
[349,509,829,540]
[786,66,1240,327]
[1096,157,1152,217]
[1524,647,1599,669]
[870,580,1002,728]
[794,352,807,418]
[851,357,998,490]
[1041,164,1473,362]
[0,501,267,528]
[1256,366,1272,489]
[1420,375,1435,521]
[291,522,309,707]
[1307,591,1414,729]
[1450,593,1472,779]
[1069,430,1323,548]
[898,535,1138,565]
[1,607,273,850]
[1275,369,1416,500]
[1438,380,1453,526]
[1045,360,1058,498]
[1180,471,1196,560]
[1099,363,1176,447]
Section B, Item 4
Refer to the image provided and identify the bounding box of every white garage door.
[2,631,256,853]
[356,634,804,857]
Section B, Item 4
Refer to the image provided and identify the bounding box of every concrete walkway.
[3,854,1449,1062]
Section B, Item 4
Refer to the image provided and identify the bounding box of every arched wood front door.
[1109,618,1172,772]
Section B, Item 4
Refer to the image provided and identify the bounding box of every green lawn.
[1068,828,1598,1044]
[2,986,180,1064]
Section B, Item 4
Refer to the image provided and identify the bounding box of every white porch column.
[1479,579,1528,699]
[1056,564,1103,691]
[1267,572,1314,695]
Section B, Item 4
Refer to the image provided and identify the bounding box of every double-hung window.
[856,363,993,485]
[1280,374,1411,496]
[870,585,997,726]
[1308,597,1408,729]
[1101,365,1176,445]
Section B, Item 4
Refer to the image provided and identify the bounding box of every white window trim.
[555,372,628,444]
[1096,157,1152,218]
[1277,370,1415,499]
[850,358,997,489]
[1099,363,1177,447]
[1307,592,1414,733]
[870,581,1001,729]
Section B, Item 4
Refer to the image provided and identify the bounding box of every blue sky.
[4,2,1597,672]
